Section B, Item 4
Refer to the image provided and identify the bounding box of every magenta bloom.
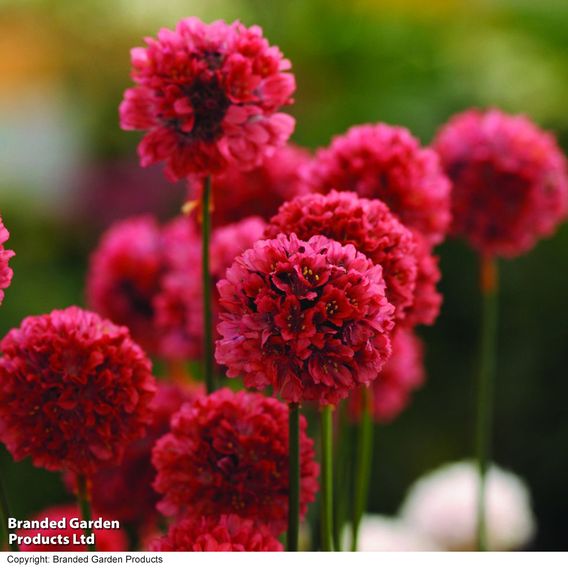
[434,109,568,257]
[152,388,319,534]
[149,514,283,551]
[64,383,200,524]
[350,328,425,423]
[0,217,14,306]
[87,216,164,353]
[265,190,417,323]
[304,123,451,245]
[18,505,127,552]
[187,144,311,226]
[0,307,156,475]
[215,234,395,405]
[120,18,296,180]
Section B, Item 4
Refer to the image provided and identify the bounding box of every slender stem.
[77,475,95,552]
[201,176,216,394]
[351,389,374,551]
[475,256,499,551]
[332,402,349,551]
[0,469,18,551]
[320,405,334,551]
[287,403,300,551]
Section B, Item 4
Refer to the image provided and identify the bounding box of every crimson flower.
[187,144,310,226]
[18,505,127,552]
[152,388,319,534]
[265,190,417,322]
[304,123,451,245]
[120,18,295,180]
[0,307,156,474]
[433,108,568,257]
[350,328,425,423]
[0,217,14,306]
[215,234,395,405]
[64,383,200,524]
[149,514,283,551]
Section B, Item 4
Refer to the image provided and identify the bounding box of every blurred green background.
[1,0,567,551]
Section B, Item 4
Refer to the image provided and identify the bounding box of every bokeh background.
[1,0,567,551]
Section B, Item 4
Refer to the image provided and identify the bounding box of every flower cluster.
[88,214,263,360]
[215,233,395,404]
[265,190,417,322]
[152,388,319,534]
[350,328,425,423]
[0,217,14,306]
[0,307,156,474]
[149,514,283,552]
[304,123,452,245]
[120,18,296,180]
[65,383,200,524]
[18,505,127,552]
[434,108,568,257]
[187,144,311,227]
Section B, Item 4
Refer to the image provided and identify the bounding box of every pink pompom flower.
[149,514,283,551]
[265,190,417,323]
[17,505,128,552]
[152,388,319,534]
[0,217,15,306]
[350,328,425,423]
[0,307,156,475]
[215,233,395,405]
[433,108,568,257]
[304,123,451,245]
[120,18,296,181]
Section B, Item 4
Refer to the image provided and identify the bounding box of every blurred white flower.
[345,515,438,551]
[399,460,536,551]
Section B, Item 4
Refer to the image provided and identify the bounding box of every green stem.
[475,256,498,551]
[201,176,216,394]
[320,405,334,551]
[0,469,18,551]
[351,390,374,551]
[332,402,349,551]
[77,475,95,552]
[287,403,300,551]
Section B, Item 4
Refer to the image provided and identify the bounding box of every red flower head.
[304,123,451,245]
[265,190,417,323]
[433,108,568,257]
[64,383,200,524]
[350,328,425,423]
[86,216,163,353]
[18,505,127,551]
[152,388,319,534]
[149,514,283,551]
[0,307,156,475]
[215,234,395,405]
[0,217,15,306]
[120,18,296,180]
[187,144,311,226]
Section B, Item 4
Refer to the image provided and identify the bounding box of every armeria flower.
[399,460,536,551]
[433,109,568,257]
[120,18,296,180]
[265,190,417,322]
[87,216,164,353]
[304,123,452,245]
[0,217,15,306]
[349,328,425,423]
[0,307,156,475]
[18,505,127,552]
[215,234,395,405]
[149,514,283,551]
[64,383,200,524]
[187,144,311,226]
[152,388,319,534]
